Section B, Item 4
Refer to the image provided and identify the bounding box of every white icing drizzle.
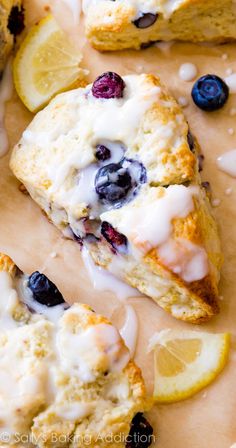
[102,185,209,282]
[158,238,209,283]
[217,149,236,178]
[0,60,13,157]
[119,305,138,357]
[104,185,196,251]
[178,63,198,82]
[81,247,140,300]
[58,307,130,382]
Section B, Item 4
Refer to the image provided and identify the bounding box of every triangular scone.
[10,73,222,323]
[0,253,150,447]
[83,0,236,51]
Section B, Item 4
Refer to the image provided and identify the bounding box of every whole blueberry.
[191,75,229,111]
[95,144,111,161]
[133,13,158,29]
[101,221,127,253]
[126,413,153,448]
[92,72,125,99]
[28,272,65,307]
[95,162,132,205]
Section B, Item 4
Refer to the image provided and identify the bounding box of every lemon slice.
[149,329,230,403]
[13,15,88,112]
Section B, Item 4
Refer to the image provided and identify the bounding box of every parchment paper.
[1,1,236,446]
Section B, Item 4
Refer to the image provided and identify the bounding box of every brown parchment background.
[1,1,236,446]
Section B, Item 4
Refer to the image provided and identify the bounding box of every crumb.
[50,252,57,259]
[230,108,236,116]
[19,184,29,195]
[212,198,221,207]
[225,187,233,196]
[222,53,228,61]
[44,5,51,12]
[228,128,234,135]
[178,96,189,108]
[136,65,144,73]
[226,68,233,76]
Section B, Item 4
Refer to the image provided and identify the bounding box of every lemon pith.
[149,330,230,403]
[13,15,88,112]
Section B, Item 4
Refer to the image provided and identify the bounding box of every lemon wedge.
[149,329,230,403]
[13,15,88,112]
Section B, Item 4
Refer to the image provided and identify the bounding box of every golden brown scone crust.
[84,0,236,50]
[0,253,16,275]
[10,73,222,323]
[0,253,150,447]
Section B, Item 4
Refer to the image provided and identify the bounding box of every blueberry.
[95,162,132,205]
[92,72,125,99]
[123,158,147,186]
[8,5,25,36]
[191,75,229,111]
[28,272,65,307]
[95,158,146,207]
[95,145,111,161]
[133,13,158,29]
[101,221,127,253]
[126,413,153,448]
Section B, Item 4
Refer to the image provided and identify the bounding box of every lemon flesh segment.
[150,329,230,403]
[13,15,88,112]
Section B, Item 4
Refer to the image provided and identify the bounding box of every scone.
[0,0,24,73]
[10,72,222,323]
[0,253,152,447]
[83,0,236,50]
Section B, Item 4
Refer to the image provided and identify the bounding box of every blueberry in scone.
[0,253,151,447]
[10,72,222,323]
[191,75,229,112]
[82,0,236,51]
[95,144,111,161]
[28,271,65,307]
[101,221,128,253]
[127,413,153,448]
[92,71,125,99]
[0,1,24,72]
[133,13,158,29]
